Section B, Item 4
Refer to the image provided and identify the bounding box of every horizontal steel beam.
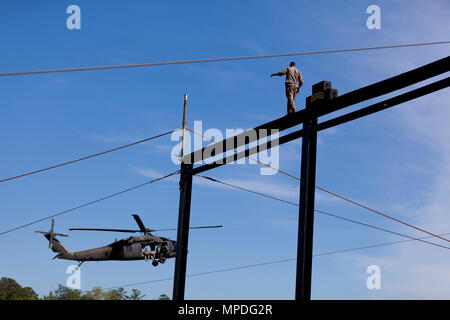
[183,110,307,164]
[182,56,449,164]
[313,56,449,118]
[191,76,450,175]
[317,77,450,131]
[190,128,304,175]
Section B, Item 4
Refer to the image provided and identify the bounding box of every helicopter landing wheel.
[152,260,159,267]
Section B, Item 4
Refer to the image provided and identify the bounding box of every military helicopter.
[36,215,222,267]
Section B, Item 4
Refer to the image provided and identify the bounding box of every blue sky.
[0,1,449,299]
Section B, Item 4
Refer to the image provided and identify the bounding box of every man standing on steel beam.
[271,61,304,114]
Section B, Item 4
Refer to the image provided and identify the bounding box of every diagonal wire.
[187,127,450,243]
[0,130,178,184]
[1,41,449,77]
[195,174,450,251]
[100,227,450,291]
[90,170,450,292]
[100,258,297,291]
[0,171,180,236]
[312,185,450,243]
[313,232,450,257]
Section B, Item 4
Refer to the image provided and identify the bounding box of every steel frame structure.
[172,56,450,300]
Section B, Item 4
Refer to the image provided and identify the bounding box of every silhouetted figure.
[271,61,304,114]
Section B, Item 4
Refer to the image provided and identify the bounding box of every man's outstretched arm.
[271,69,287,77]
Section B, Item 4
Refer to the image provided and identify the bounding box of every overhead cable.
[195,174,450,251]
[0,129,177,184]
[188,127,450,243]
[0,170,179,236]
[1,41,448,77]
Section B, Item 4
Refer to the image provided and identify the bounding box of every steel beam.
[182,111,308,164]
[190,128,303,176]
[313,56,449,118]
[182,56,449,165]
[295,111,318,301]
[190,76,450,176]
[173,162,193,300]
[316,77,450,132]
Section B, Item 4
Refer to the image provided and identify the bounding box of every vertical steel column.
[295,108,318,301]
[173,162,193,300]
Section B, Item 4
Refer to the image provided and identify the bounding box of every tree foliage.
[0,277,39,300]
[0,276,169,300]
[42,284,145,300]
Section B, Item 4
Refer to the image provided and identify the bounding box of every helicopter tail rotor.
[35,219,69,252]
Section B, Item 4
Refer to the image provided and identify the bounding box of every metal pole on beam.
[181,94,188,157]
[295,100,318,301]
[173,162,193,300]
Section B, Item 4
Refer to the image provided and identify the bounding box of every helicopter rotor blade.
[53,233,69,237]
[149,225,223,232]
[132,214,147,234]
[69,228,141,233]
[49,219,55,249]
[35,231,68,237]
[69,225,223,233]
[189,225,223,229]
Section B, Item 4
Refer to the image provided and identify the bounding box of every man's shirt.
[280,66,303,86]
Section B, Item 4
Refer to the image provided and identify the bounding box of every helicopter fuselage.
[36,215,218,267]
[56,234,176,265]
